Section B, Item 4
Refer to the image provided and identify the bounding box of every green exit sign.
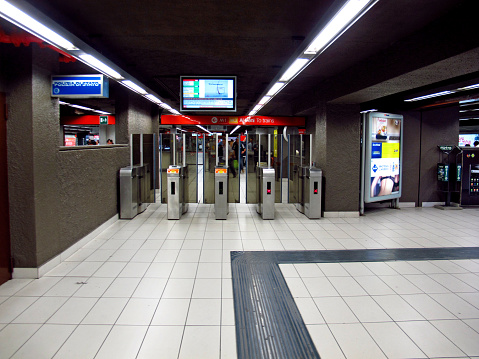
[99,116,108,125]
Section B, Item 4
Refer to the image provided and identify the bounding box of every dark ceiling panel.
[9,0,479,116]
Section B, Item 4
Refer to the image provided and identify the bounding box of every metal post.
[360,113,366,215]
[140,134,144,166]
[308,134,313,167]
[172,133,177,166]
[226,134,229,165]
[268,133,271,168]
[215,133,219,167]
[183,133,186,167]
[130,133,134,166]
[300,134,303,167]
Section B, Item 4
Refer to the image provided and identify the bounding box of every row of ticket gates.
[165,164,322,221]
[119,163,322,220]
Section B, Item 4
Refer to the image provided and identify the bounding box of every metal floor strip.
[231,247,479,359]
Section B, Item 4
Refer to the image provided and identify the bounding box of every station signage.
[161,114,305,126]
[61,115,115,125]
[51,74,109,98]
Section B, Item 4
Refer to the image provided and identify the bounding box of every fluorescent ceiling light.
[252,105,262,112]
[94,110,111,115]
[145,94,162,103]
[279,58,309,82]
[230,125,240,135]
[0,0,77,50]
[248,110,257,116]
[159,103,172,110]
[304,0,372,55]
[121,80,147,95]
[196,125,211,134]
[170,109,180,115]
[360,108,378,113]
[258,96,271,105]
[404,90,454,102]
[78,54,123,80]
[459,117,479,121]
[457,83,479,91]
[266,82,285,96]
[68,104,94,111]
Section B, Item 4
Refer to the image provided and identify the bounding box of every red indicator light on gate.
[314,189,318,194]
[267,189,271,194]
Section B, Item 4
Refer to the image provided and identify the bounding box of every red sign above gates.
[161,115,305,127]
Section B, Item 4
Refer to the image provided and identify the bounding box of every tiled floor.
[0,203,478,358]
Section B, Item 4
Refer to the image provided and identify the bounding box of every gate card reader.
[215,166,229,220]
[296,166,322,219]
[257,167,275,220]
[167,165,188,220]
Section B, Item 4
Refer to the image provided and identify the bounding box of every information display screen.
[364,112,403,203]
[180,76,236,112]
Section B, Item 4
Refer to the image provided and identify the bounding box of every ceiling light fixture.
[404,91,455,102]
[145,94,162,104]
[279,58,309,82]
[0,0,77,50]
[121,80,147,95]
[196,125,212,134]
[230,125,241,135]
[248,0,378,116]
[78,54,123,80]
[258,96,271,105]
[304,0,374,55]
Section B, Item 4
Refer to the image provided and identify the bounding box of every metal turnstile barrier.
[215,166,229,220]
[296,166,322,219]
[120,166,140,219]
[257,167,275,219]
[167,165,188,220]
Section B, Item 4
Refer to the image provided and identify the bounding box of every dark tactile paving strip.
[231,247,479,359]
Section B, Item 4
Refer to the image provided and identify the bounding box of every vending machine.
[461,147,479,205]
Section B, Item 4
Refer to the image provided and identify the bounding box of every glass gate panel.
[203,134,217,204]
[289,134,301,204]
[160,133,173,203]
[228,136,240,203]
[246,134,259,203]
[185,133,197,203]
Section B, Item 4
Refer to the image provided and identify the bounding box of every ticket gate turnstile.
[215,166,229,220]
[167,165,188,220]
[296,166,322,219]
[257,167,275,219]
[119,166,141,219]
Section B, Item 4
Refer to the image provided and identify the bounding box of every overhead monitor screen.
[364,112,403,203]
[180,76,236,112]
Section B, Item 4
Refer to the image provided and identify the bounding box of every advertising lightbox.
[364,112,403,203]
[180,76,236,112]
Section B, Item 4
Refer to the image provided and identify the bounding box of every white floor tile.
[328,277,368,296]
[151,298,190,325]
[343,296,391,322]
[47,297,97,324]
[0,296,38,323]
[92,262,127,278]
[192,278,222,298]
[137,326,184,359]
[398,321,466,358]
[95,325,148,359]
[81,297,128,324]
[220,326,237,359]
[197,262,222,278]
[364,322,426,358]
[116,298,159,325]
[132,278,167,298]
[313,297,358,324]
[401,293,456,320]
[53,324,111,359]
[11,324,76,359]
[353,276,395,296]
[118,262,150,277]
[294,297,325,324]
[170,262,199,278]
[186,298,221,325]
[372,295,424,321]
[13,296,68,324]
[429,293,479,319]
[432,319,479,356]
[102,277,141,298]
[162,278,195,298]
[0,323,41,359]
[329,323,386,359]
[72,277,114,298]
[179,326,220,359]
[144,262,174,278]
[14,277,61,297]
[307,324,346,359]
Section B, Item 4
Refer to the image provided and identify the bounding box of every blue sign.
[372,164,378,172]
[371,142,382,158]
[51,74,109,98]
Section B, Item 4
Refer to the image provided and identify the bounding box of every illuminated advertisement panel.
[364,112,403,203]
